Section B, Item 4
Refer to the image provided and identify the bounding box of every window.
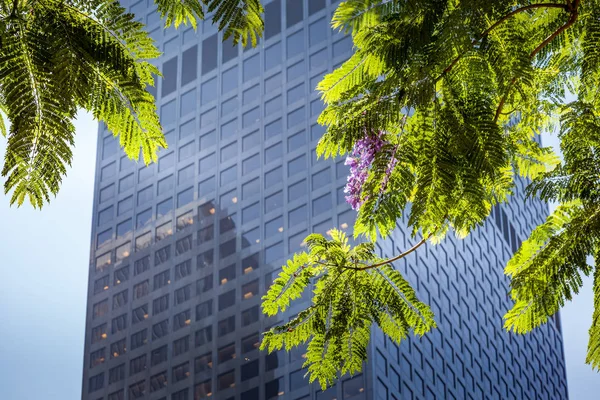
[175,259,192,279]
[111,313,127,334]
[290,369,307,391]
[130,354,147,375]
[343,375,365,399]
[173,362,191,383]
[265,166,283,188]
[173,335,190,357]
[222,66,238,94]
[112,290,128,310]
[176,234,193,255]
[218,343,236,363]
[265,242,283,264]
[218,289,236,311]
[312,193,332,216]
[220,214,236,234]
[151,345,168,366]
[150,371,168,392]
[179,140,195,160]
[108,390,124,400]
[180,119,195,140]
[264,0,281,38]
[133,280,149,299]
[242,227,259,248]
[162,56,178,96]
[91,323,107,344]
[88,373,104,393]
[242,387,259,400]
[110,338,126,359]
[242,202,260,224]
[288,154,306,176]
[243,107,260,128]
[157,198,173,219]
[154,270,171,291]
[218,315,236,336]
[286,0,303,27]
[93,300,109,319]
[289,342,307,363]
[177,210,194,230]
[195,380,212,399]
[202,34,218,74]
[173,309,191,331]
[309,17,327,47]
[152,319,169,339]
[101,162,116,182]
[155,245,171,265]
[265,95,282,115]
[195,326,213,347]
[287,29,304,58]
[195,352,213,374]
[266,350,286,371]
[309,0,325,15]
[117,196,133,216]
[94,275,109,294]
[242,333,260,354]
[182,45,198,85]
[317,386,337,400]
[108,363,125,384]
[221,165,237,185]
[265,216,283,238]
[243,54,260,82]
[159,152,175,173]
[99,184,115,203]
[287,60,305,81]
[220,238,236,259]
[265,377,284,400]
[219,264,236,285]
[97,207,114,227]
[128,381,145,399]
[175,284,192,305]
[132,304,148,324]
[242,178,260,199]
[134,256,150,276]
[240,256,258,277]
[136,208,152,229]
[334,36,353,59]
[137,185,153,206]
[242,305,259,326]
[178,187,194,207]
[201,78,217,105]
[218,370,235,391]
[196,299,213,320]
[90,348,106,368]
[289,205,307,226]
[221,97,238,117]
[196,274,213,294]
[138,164,154,183]
[197,249,213,269]
[242,280,259,301]
[265,142,283,164]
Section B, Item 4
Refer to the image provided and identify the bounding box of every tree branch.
[494,0,580,122]
[437,3,569,81]
[342,234,431,271]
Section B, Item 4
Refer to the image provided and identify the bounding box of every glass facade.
[82,1,568,399]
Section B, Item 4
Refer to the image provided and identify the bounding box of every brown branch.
[494,0,580,122]
[438,3,568,81]
[342,234,431,271]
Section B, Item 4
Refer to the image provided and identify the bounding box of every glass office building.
[82,1,569,399]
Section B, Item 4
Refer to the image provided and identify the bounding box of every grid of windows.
[83,1,567,400]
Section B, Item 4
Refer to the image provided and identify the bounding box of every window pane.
[162,57,178,96]
[202,34,218,74]
[264,0,281,39]
[182,45,198,85]
[286,0,303,27]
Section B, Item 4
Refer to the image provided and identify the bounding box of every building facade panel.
[82,1,568,399]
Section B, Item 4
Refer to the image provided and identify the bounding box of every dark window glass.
[290,369,307,391]
[266,350,286,371]
[182,45,198,85]
[110,338,126,359]
[218,343,236,363]
[218,315,236,336]
[264,0,281,39]
[200,152,216,173]
[153,294,169,315]
[128,381,145,399]
[111,313,127,334]
[132,304,148,324]
[242,202,260,224]
[88,373,104,393]
[119,174,134,194]
[195,352,213,374]
[133,280,149,299]
[242,305,259,326]
[153,269,170,291]
[220,214,236,234]
[287,30,304,58]
[265,377,284,400]
[265,216,283,238]
[218,370,235,391]
[242,227,259,248]
[155,245,171,265]
[222,36,238,63]
[313,193,332,216]
[242,178,260,199]
[220,238,236,259]
[108,390,124,400]
[309,0,326,15]
[90,347,106,368]
[173,335,190,357]
[265,191,283,212]
[197,249,214,269]
[195,380,212,399]
[265,166,283,188]
[157,198,173,218]
[343,375,365,399]
[91,323,107,344]
[242,333,260,354]
[97,229,112,248]
[219,264,236,285]
[175,284,192,305]
[265,42,282,71]
[136,208,152,228]
[151,345,168,366]
[242,387,259,400]
[162,56,178,96]
[161,100,177,126]
[129,354,147,375]
[173,362,191,383]
[218,289,236,311]
[172,388,189,400]
[152,319,169,340]
[118,196,133,216]
[176,234,193,255]
[334,36,353,59]
[243,55,260,82]
[198,224,214,244]
[112,290,128,310]
[99,184,115,203]
[178,187,194,207]
[150,371,168,392]
[265,241,284,264]
[202,34,218,74]
[196,299,213,320]
[242,280,259,301]
[286,0,303,27]
[195,326,213,347]
[288,154,306,176]
[94,275,109,294]
[97,206,114,226]
[108,363,125,384]
[289,205,307,226]
[173,309,191,331]
[265,142,283,163]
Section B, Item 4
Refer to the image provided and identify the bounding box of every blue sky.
[0,112,598,399]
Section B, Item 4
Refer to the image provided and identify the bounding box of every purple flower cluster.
[344,132,387,210]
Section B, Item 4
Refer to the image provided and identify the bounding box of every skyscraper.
[82,1,568,399]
